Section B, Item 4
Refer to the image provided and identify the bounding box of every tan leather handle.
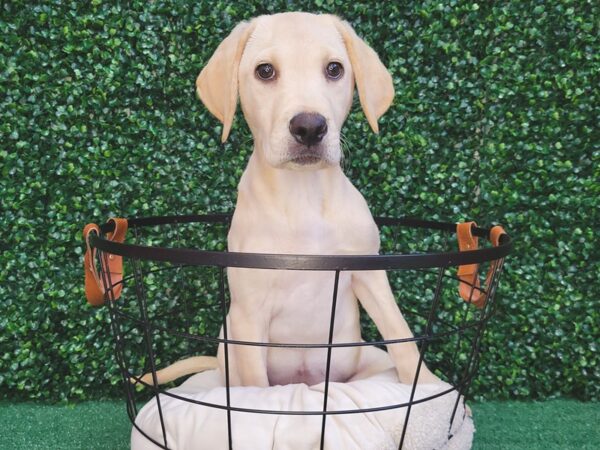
[83,218,128,306]
[457,222,506,308]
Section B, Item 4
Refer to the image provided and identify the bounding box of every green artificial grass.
[0,400,598,449]
[473,400,600,449]
[0,401,131,450]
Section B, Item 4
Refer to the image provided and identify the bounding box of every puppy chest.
[267,270,356,339]
[230,214,378,255]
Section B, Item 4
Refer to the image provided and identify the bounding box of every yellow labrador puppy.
[141,12,441,388]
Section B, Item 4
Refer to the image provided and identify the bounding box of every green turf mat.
[472,400,600,449]
[0,399,598,449]
[0,401,130,450]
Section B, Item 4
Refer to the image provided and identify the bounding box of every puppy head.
[196,12,394,170]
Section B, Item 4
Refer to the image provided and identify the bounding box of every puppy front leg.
[218,304,270,387]
[352,270,442,384]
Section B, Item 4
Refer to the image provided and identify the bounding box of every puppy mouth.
[287,141,325,166]
[290,152,323,165]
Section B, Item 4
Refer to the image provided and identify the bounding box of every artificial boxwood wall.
[1,0,597,401]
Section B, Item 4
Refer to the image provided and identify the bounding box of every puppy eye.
[325,62,344,80]
[256,63,276,81]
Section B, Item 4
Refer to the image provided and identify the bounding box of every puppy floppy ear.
[196,20,256,142]
[332,17,395,133]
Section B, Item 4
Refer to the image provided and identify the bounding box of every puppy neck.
[238,150,345,214]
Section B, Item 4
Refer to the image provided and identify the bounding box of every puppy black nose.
[289,113,328,146]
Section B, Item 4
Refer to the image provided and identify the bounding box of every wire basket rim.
[89,214,511,271]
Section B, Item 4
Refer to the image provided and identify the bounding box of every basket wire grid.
[87,214,511,450]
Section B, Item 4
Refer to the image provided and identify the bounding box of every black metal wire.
[124,370,464,416]
[89,215,511,450]
[90,235,511,272]
[319,270,341,450]
[398,266,446,449]
[99,248,138,423]
[100,214,494,238]
[172,219,194,356]
[448,257,506,432]
[92,216,511,272]
[219,266,234,450]
[131,256,169,448]
[109,304,495,350]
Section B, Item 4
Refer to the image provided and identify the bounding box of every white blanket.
[132,369,473,449]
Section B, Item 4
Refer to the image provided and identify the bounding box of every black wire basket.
[83,214,512,450]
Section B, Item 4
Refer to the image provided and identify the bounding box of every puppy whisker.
[340,132,353,172]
